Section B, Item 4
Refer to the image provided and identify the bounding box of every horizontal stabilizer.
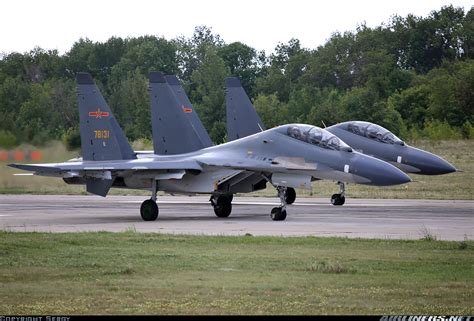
[8,163,61,173]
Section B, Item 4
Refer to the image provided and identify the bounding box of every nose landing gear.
[331,181,346,206]
[271,186,288,221]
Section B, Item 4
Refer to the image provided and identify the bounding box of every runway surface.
[0,195,472,240]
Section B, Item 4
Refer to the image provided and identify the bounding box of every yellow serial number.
[94,130,110,139]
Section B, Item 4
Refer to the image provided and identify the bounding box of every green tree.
[108,69,150,141]
[175,26,224,84]
[388,83,430,129]
[426,60,474,127]
[257,39,309,102]
[390,6,466,73]
[341,86,405,135]
[218,42,258,98]
[0,76,31,137]
[190,45,230,143]
[253,94,289,128]
[306,88,344,127]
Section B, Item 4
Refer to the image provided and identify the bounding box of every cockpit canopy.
[339,121,404,145]
[280,124,352,152]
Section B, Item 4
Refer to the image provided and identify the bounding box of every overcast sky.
[1,0,472,55]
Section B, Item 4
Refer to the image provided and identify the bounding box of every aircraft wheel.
[270,207,287,221]
[330,194,345,206]
[213,196,232,218]
[227,194,234,202]
[140,199,159,221]
[285,188,296,205]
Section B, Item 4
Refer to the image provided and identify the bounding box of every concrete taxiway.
[0,195,472,240]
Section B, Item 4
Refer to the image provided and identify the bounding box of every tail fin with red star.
[76,72,136,161]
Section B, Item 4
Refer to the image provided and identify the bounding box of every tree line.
[0,5,473,149]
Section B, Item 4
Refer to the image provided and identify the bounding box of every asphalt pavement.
[0,195,472,240]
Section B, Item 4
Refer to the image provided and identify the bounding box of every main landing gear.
[140,180,159,221]
[271,186,288,221]
[210,194,233,218]
[331,181,346,206]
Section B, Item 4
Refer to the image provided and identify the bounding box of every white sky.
[1,0,472,55]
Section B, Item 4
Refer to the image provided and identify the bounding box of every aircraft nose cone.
[353,155,411,186]
[404,148,457,175]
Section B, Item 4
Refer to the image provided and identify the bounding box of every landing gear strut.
[271,186,288,221]
[140,180,159,221]
[210,194,232,218]
[331,181,346,206]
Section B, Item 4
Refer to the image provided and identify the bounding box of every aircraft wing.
[9,159,203,175]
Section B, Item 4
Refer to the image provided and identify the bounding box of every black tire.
[213,196,232,218]
[140,199,159,221]
[331,194,345,206]
[285,188,296,205]
[226,194,234,202]
[270,207,287,221]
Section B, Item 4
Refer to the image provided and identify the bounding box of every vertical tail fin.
[76,72,136,161]
[225,77,266,141]
[149,72,212,155]
[164,75,213,148]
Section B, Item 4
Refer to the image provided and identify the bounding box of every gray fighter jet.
[225,76,456,203]
[9,72,410,221]
[325,122,457,175]
[151,74,412,207]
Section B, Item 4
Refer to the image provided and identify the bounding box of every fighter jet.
[225,76,456,202]
[324,121,457,175]
[9,72,410,221]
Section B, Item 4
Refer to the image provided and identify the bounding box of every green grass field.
[0,232,472,315]
[1,140,473,199]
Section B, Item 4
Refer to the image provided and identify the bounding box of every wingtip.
[76,72,94,85]
[149,71,166,83]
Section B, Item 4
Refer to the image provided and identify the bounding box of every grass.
[1,139,473,199]
[0,232,472,315]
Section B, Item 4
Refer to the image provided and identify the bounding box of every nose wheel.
[331,182,346,206]
[271,186,288,221]
[140,179,159,221]
[271,206,287,221]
